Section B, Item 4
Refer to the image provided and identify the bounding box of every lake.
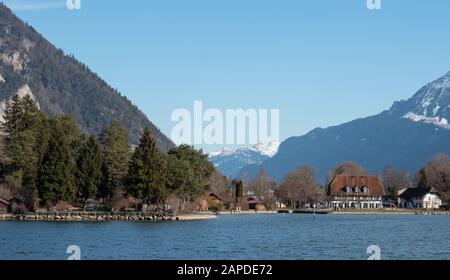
[1,214,449,260]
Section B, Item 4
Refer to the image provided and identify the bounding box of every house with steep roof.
[399,187,442,209]
[0,196,11,213]
[328,175,385,210]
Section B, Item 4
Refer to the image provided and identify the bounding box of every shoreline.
[175,213,217,221]
[218,210,277,215]
[278,209,450,216]
[2,209,450,222]
[332,210,450,215]
[0,212,218,222]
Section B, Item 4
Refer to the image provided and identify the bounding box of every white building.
[328,175,385,210]
[399,187,442,209]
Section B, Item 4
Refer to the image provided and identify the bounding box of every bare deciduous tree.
[278,166,321,209]
[382,166,411,200]
[417,154,450,201]
[248,168,276,198]
[326,161,368,186]
[208,170,230,194]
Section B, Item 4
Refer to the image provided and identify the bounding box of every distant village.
[3,159,448,216]
[202,174,445,215]
[0,158,449,217]
[0,94,449,217]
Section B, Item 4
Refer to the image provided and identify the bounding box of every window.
[362,186,369,193]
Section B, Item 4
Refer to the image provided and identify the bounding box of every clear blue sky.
[4,0,450,152]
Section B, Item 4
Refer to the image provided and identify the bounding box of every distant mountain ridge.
[0,3,174,151]
[209,142,280,179]
[257,71,450,182]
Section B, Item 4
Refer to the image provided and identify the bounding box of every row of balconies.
[333,196,382,201]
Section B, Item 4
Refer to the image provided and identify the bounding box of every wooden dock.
[293,209,333,215]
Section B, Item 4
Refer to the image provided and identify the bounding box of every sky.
[3,0,450,152]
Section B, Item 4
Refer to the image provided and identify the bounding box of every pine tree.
[417,168,428,189]
[76,135,102,208]
[53,115,84,159]
[98,120,130,204]
[124,128,167,208]
[166,156,195,199]
[1,94,48,210]
[37,119,77,205]
[168,145,215,201]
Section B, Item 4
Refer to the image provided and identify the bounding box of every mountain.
[0,4,174,151]
[209,141,280,179]
[261,71,450,182]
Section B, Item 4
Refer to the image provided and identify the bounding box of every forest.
[0,94,216,212]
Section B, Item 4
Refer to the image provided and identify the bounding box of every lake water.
[1,214,449,260]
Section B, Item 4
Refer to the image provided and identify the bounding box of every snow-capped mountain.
[251,142,281,157]
[399,71,450,129]
[255,71,450,182]
[209,142,280,179]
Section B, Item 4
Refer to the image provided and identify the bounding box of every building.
[247,197,266,211]
[398,187,442,209]
[199,192,237,211]
[0,196,10,213]
[328,175,385,210]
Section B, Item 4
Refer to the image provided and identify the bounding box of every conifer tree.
[166,156,195,198]
[1,94,48,210]
[76,135,102,208]
[124,128,167,208]
[98,120,130,204]
[417,168,428,189]
[37,119,77,205]
[168,145,215,201]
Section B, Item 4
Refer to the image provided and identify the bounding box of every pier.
[293,209,333,215]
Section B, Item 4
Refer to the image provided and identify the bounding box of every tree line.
[250,157,450,209]
[1,95,449,212]
[0,95,214,212]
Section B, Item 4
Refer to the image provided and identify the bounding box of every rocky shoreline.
[0,212,217,222]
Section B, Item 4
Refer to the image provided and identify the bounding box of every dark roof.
[247,197,264,204]
[0,196,11,206]
[399,188,441,199]
[209,193,235,204]
[328,175,385,196]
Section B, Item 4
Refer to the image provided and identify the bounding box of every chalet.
[247,197,266,211]
[202,192,237,211]
[399,187,442,209]
[328,175,385,210]
[0,196,10,213]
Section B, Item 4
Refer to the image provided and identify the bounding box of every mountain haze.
[0,4,174,151]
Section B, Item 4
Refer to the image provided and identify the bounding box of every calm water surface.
[1,214,449,260]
